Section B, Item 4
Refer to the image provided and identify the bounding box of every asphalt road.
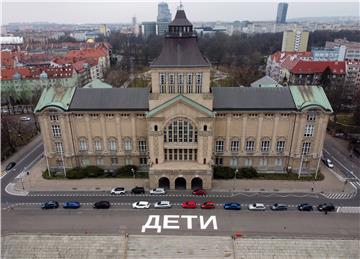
[2,207,359,238]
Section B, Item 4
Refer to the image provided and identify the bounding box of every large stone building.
[35,9,333,190]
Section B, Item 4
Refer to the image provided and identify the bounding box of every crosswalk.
[28,193,232,198]
[320,192,357,200]
[336,207,360,214]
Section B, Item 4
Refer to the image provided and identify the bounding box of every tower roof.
[169,10,192,26]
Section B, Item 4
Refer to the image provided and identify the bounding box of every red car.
[182,200,197,209]
[201,202,215,209]
[192,189,206,196]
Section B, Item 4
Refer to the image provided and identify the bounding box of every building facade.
[157,2,172,36]
[35,9,333,190]
[281,30,309,52]
[141,22,157,38]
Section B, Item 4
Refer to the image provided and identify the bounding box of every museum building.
[35,9,333,189]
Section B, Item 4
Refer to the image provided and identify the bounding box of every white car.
[248,203,266,211]
[154,201,172,209]
[20,116,31,121]
[149,188,166,195]
[110,187,126,195]
[132,201,150,209]
[322,158,334,168]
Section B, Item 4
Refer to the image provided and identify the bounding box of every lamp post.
[131,168,136,185]
[233,169,238,195]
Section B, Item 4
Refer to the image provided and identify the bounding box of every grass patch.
[42,170,65,179]
[252,172,324,181]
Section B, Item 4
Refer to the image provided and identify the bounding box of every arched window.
[124,138,132,151]
[79,137,87,151]
[261,137,271,153]
[230,137,240,152]
[164,118,197,143]
[215,138,225,153]
[245,137,256,152]
[203,125,207,131]
[94,137,102,151]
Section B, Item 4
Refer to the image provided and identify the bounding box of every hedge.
[237,167,258,179]
[213,166,235,179]
[115,165,138,177]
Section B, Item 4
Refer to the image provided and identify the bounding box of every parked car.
[248,203,266,211]
[322,158,334,168]
[224,203,241,210]
[181,200,197,209]
[131,186,145,194]
[5,162,16,171]
[201,201,215,209]
[41,201,59,210]
[271,203,288,211]
[20,116,31,121]
[63,201,80,209]
[150,188,166,195]
[317,203,335,212]
[154,201,172,209]
[93,201,110,209]
[132,201,150,209]
[192,188,206,196]
[111,187,126,195]
[298,203,313,211]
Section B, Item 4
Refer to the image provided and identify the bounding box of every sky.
[2,0,359,24]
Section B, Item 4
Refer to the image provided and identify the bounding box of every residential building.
[311,46,346,61]
[35,8,332,190]
[281,30,309,52]
[141,22,157,38]
[276,3,288,24]
[157,2,172,36]
[325,39,360,61]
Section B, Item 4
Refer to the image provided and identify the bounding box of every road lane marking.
[323,149,359,180]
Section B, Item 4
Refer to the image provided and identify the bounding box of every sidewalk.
[14,158,355,194]
[1,135,42,171]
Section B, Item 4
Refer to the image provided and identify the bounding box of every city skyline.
[2,1,359,25]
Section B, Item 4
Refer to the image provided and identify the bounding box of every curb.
[5,183,29,196]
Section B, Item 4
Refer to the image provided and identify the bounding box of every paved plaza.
[1,234,359,259]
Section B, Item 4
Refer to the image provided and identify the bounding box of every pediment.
[146,94,214,118]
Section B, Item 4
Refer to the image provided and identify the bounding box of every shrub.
[237,167,258,179]
[116,165,138,177]
[84,166,104,178]
[213,166,235,179]
[66,168,87,179]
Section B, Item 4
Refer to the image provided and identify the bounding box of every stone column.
[225,114,231,152]
[256,116,263,151]
[271,115,279,153]
[85,115,93,153]
[100,115,108,153]
[115,114,122,154]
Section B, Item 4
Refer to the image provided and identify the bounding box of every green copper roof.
[146,94,214,117]
[83,79,113,88]
[289,85,333,113]
[35,86,76,112]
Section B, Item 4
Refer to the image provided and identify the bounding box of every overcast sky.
[2,1,359,24]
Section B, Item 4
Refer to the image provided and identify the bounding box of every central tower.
[147,8,214,190]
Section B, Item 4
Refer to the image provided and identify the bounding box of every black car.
[93,201,111,209]
[5,161,16,171]
[317,203,335,212]
[271,203,288,211]
[298,203,313,211]
[131,186,145,194]
[41,201,59,210]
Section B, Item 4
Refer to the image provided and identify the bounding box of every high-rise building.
[157,2,172,36]
[141,22,157,38]
[276,3,288,24]
[281,30,309,52]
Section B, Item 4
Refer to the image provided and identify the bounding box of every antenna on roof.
[179,0,183,10]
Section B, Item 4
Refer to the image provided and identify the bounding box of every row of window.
[215,157,285,167]
[78,138,147,153]
[160,72,203,94]
[215,139,286,153]
[163,119,198,143]
[164,149,198,161]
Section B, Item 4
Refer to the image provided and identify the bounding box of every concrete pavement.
[13,158,355,195]
[2,234,359,259]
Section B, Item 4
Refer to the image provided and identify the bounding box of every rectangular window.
[187,73,193,85]
[96,158,104,165]
[302,142,311,155]
[56,159,63,167]
[195,73,202,93]
[177,73,184,85]
[161,84,166,93]
[230,158,238,168]
[307,114,316,121]
[275,158,283,167]
[79,138,87,151]
[160,73,166,85]
[140,157,147,165]
[261,140,270,152]
[109,139,117,151]
[184,149,188,160]
[244,158,252,167]
[231,140,240,152]
[174,149,178,160]
[51,125,61,137]
[50,115,59,121]
[169,73,175,85]
[188,149,192,160]
[304,125,315,137]
[111,157,118,165]
[276,140,285,153]
[139,140,147,152]
[125,159,132,165]
[124,139,132,151]
[215,157,223,166]
[95,139,102,151]
[245,140,255,152]
[55,142,63,153]
[169,149,173,160]
[259,158,268,167]
[215,140,224,153]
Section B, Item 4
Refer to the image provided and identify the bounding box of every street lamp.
[233,169,238,195]
[131,168,136,185]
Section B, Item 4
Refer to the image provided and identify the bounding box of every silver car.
[248,203,266,211]
[154,201,172,209]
